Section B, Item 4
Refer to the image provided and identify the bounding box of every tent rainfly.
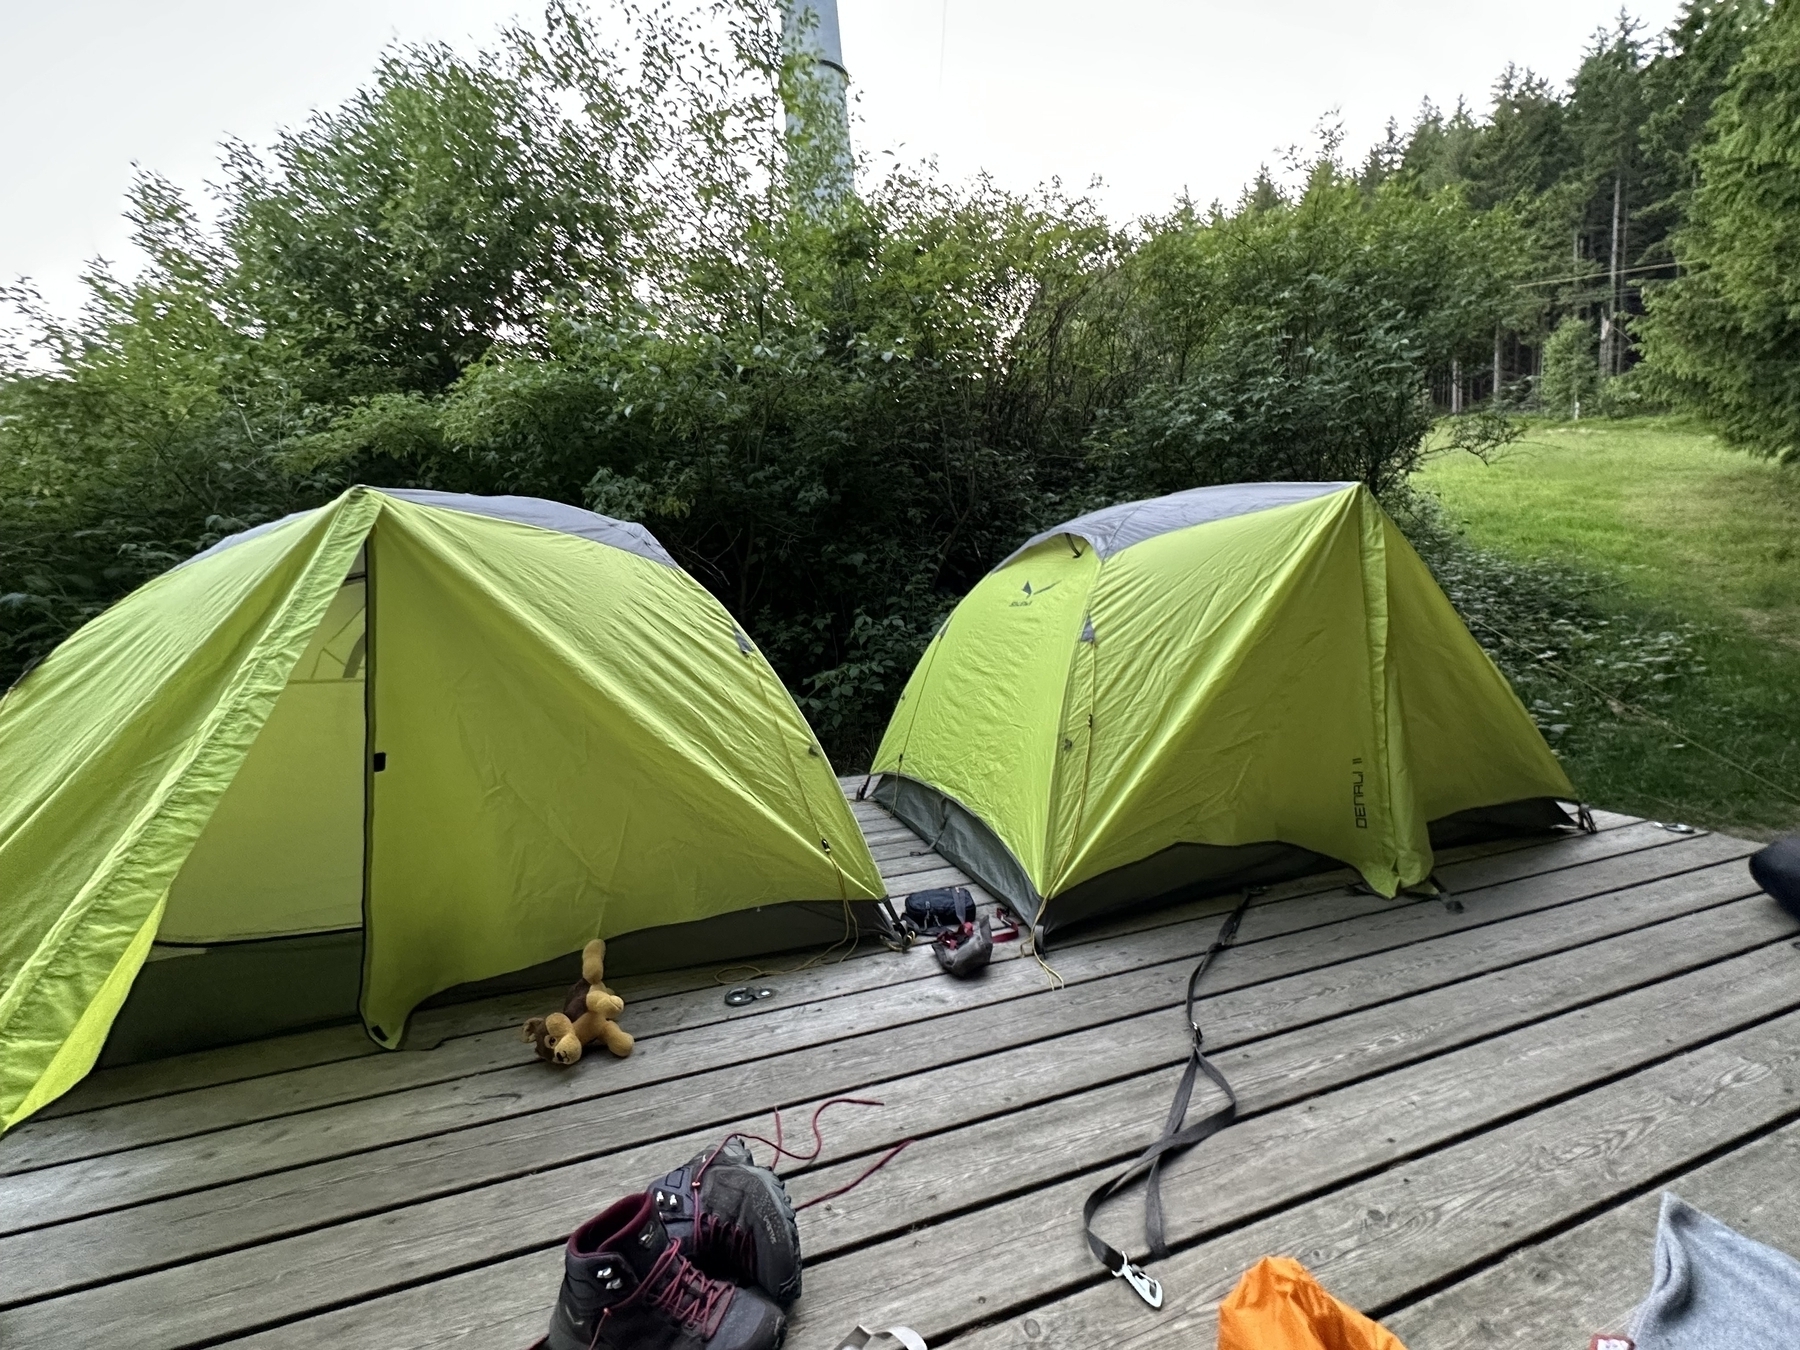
[870,481,1578,942]
[0,487,888,1131]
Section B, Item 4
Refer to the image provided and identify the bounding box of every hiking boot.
[650,1139,804,1306]
[541,1192,787,1350]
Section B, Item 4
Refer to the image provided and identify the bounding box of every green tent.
[0,487,886,1131]
[870,482,1576,940]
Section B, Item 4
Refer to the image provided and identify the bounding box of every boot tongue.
[606,1198,672,1286]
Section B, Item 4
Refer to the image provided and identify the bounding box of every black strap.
[1081,890,1254,1307]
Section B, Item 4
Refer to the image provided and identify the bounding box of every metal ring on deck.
[724,985,776,1007]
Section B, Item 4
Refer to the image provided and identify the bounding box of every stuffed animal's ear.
[521,1017,546,1043]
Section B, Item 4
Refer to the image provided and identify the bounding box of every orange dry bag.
[1218,1257,1408,1350]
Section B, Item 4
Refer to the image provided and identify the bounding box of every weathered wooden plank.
[867,843,936,869]
[786,891,1800,1268]
[29,810,1638,1125]
[0,828,1736,1229]
[185,917,1798,1350]
[1381,1120,1800,1347]
[871,849,972,882]
[0,825,1526,1167]
[11,869,1778,1345]
[34,943,905,1125]
[38,941,900,1129]
[863,825,925,848]
[0,824,1742,1245]
[0,824,1692,1165]
[37,804,933,1125]
[219,1251,552,1350]
[929,1012,1800,1350]
[4,860,1767,1310]
[782,947,1800,1346]
[875,861,976,892]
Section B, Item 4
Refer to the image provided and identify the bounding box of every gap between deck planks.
[21,795,1632,1132]
[1381,1116,1800,1346]
[2,825,1781,1348]
[22,793,977,1127]
[0,820,1719,1235]
[189,867,1792,1350]
[0,811,1668,1190]
[201,881,1800,1350]
[0,848,1766,1322]
[0,791,1765,1350]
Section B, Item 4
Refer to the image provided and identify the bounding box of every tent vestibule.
[871,482,1576,942]
[0,488,887,1131]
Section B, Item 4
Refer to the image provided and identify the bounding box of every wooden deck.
[3,786,1798,1349]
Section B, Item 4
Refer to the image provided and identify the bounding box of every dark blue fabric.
[903,886,975,934]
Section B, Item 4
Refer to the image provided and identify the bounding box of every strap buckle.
[1114,1257,1164,1308]
[835,1326,928,1350]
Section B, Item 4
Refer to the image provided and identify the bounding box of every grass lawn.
[1415,416,1800,838]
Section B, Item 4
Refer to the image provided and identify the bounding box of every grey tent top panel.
[182,488,677,569]
[996,481,1356,570]
[378,490,677,565]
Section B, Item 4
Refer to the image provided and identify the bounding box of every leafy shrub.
[1401,498,1705,747]
[1638,0,1800,459]
[0,3,1528,763]
[1537,315,1598,418]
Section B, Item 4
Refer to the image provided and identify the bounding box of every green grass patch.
[1411,416,1800,838]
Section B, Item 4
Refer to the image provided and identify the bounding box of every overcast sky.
[2,0,1682,321]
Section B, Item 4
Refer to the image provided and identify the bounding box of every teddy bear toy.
[521,938,634,1065]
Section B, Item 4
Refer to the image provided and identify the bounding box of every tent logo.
[1352,757,1368,828]
[1010,580,1059,608]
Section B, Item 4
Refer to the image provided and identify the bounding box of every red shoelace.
[641,1243,733,1339]
[694,1098,913,1215]
[695,1208,758,1276]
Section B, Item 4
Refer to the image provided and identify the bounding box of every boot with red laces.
[538,1192,787,1350]
[649,1139,803,1307]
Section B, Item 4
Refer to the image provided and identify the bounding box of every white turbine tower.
[780,0,853,204]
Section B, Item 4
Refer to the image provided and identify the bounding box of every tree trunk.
[1493,326,1503,405]
[1607,173,1624,378]
[1451,358,1463,414]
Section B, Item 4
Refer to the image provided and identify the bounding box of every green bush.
[1538,316,1599,418]
[1638,0,1800,459]
[0,3,1531,762]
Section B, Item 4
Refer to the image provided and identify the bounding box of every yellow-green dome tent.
[0,487,885,1131]
[870,482,1575,941]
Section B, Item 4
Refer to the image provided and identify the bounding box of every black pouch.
[1750,836,1800,920]
[903,886,976,936]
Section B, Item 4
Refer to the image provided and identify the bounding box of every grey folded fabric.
[1630,1192,1800,1348]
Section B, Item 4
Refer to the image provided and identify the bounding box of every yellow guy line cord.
[713,897,862,985]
